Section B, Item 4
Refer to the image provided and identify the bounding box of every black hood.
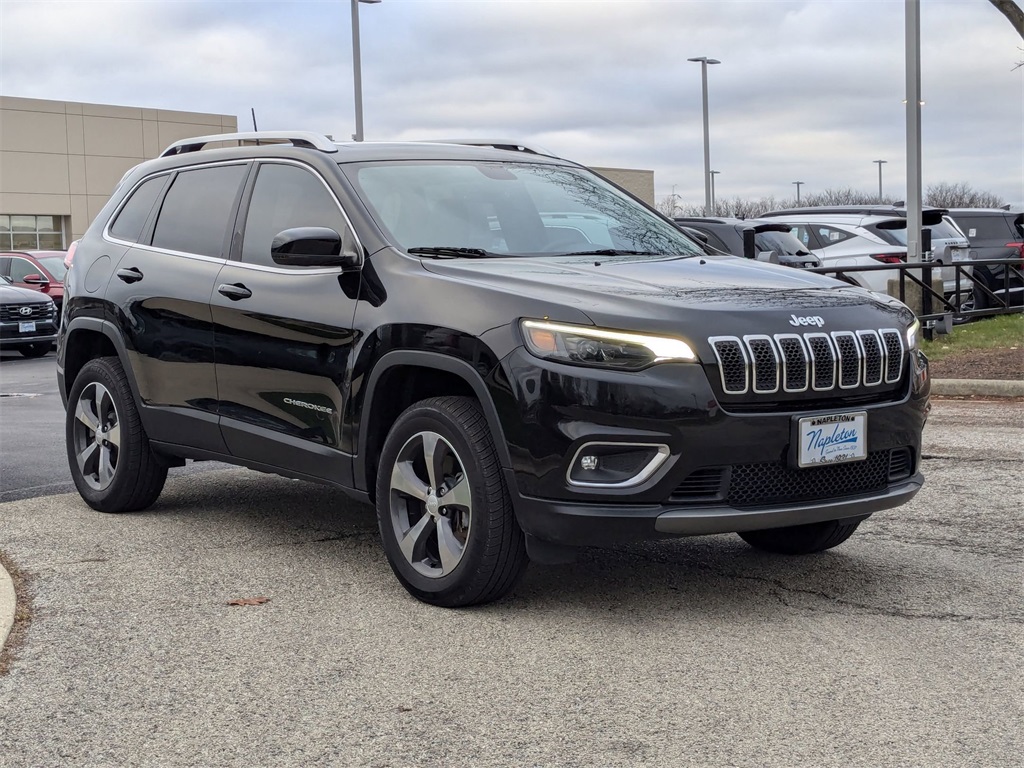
[421,253,916,341]
[0,283,50,304]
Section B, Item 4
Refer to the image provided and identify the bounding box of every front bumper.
[497,346,929,547]
[512,471,923,546]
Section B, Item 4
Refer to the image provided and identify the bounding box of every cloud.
[1,0,1021,206]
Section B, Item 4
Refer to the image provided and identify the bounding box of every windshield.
[35,255,68,281]
[348,161,704,258]
[880,218,965,246]
[753,230,811,256]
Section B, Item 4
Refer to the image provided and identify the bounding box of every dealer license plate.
[19,321,36,333]
[797,411,867,468]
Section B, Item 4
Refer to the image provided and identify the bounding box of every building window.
[0,215,65,250]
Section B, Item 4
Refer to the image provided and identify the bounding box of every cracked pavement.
[0,399,1021,767]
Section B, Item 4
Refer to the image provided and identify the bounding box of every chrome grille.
[710,328,905,396]
[0,302,55,322]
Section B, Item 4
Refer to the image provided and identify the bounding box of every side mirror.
[21,273,49,285]
[756,250,780,264]
[270,227,360,270]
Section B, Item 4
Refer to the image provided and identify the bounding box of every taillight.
[1007,242,1024,261]
[871,253,906,264]
[64,240,79,269]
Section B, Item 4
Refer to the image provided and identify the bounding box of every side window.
[701,231,730,254]
[815,226,853,246]
[241,163,350,268]
[109,175,168,243]
[152,165,247,258]
[788,225,814,248]
[9,257,38,281]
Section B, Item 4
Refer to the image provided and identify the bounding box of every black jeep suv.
[57,132,929,607]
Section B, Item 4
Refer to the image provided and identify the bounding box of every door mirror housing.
[270,227,360,270]
[21,273,49,285]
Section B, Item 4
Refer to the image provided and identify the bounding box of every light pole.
[873,159,887,202]
[792,181,804,203]
[710,170,720,215]
[687,56,720,215]
[351,0,382,142]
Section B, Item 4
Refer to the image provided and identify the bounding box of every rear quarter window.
[109,175,169,243]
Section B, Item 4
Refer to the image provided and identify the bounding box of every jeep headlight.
[906,318,921,350]
[520,319,698,370]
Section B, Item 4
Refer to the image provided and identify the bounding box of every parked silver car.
[761,207,971,305]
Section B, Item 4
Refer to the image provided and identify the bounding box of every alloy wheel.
[388,430,473,578]
[72,381,121,491]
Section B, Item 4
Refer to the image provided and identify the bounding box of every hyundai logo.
[18,306,33,317]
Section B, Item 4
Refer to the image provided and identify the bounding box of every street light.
[351,0,382,142]
[873,159,887,202]
[687,56,720,215]
[792,181,804,203]
[710,170,721,215]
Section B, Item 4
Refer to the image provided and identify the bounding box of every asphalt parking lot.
[0,354,1021,767]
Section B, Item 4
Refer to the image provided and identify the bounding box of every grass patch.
[922,313,1024,362]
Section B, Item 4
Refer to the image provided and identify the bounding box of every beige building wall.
[0,96,237,244]
[591,167,656,206]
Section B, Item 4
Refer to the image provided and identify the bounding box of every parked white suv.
[755,213,909,294]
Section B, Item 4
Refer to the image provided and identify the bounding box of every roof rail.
[421,138,556,157]
[159,131,338,158]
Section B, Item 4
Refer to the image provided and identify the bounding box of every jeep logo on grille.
[18,306,33,316]
[789,314,825,327]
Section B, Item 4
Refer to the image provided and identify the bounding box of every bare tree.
[925,181,1006,208]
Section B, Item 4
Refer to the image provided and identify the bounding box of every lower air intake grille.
[669,450,899,509]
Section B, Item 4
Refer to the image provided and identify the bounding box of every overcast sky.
[2,0,1021,206]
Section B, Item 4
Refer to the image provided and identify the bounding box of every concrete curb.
[0,560,15,654]
[931,378,1024,397]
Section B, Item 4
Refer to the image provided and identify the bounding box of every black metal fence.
[805,258,1023,339]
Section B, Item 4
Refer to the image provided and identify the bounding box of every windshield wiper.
[554,249,660,257]
[407,246,498,259]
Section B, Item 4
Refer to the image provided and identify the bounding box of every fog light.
[567,442,671,488]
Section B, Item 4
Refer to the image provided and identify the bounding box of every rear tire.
[19,342,50,358]
[375,396,528,607]
[66,356,167,513]
[738,519,862,555]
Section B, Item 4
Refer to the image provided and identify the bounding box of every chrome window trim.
[101,158,366,272]
[566,442,671,489]
[102,167,180,248]
[709,335,750,395]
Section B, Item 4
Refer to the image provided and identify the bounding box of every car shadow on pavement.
[111,468,926,622]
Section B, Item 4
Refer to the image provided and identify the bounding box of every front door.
[211,160,362,485]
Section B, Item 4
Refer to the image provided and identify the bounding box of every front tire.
[738,518,862,555]
[375,396,528,607]
[66,356,167,513]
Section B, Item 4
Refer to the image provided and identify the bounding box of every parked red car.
[0,250,67,322]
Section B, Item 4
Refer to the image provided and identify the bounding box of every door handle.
[217,283,252,301]
[116,267,143,284]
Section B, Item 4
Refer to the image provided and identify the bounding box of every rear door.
[102,162,248,453]
[211,160,362,485]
